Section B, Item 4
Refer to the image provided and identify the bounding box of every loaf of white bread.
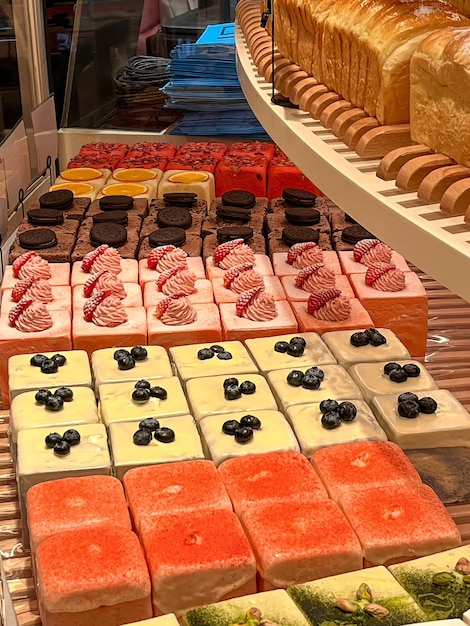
[411,26,470,166]
[270,0,470,124]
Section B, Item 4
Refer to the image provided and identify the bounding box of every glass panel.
[0,0,23,140]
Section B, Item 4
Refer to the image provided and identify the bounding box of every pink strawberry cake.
[71,245,138,287]
[206,239,274,281]
[139,246,205,288]
[272,243,342,278]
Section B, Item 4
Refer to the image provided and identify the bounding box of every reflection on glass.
[0,1,23,140]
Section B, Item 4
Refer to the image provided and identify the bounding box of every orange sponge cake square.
[73,307,147,355]
[147,304,222,349]
[291,299,374,334]
[219,300,298,341]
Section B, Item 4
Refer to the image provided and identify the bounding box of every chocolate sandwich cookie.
[27,209,64,226]
[217,226,253,244]
[90,223,127,248]
[39,190,74,211]
[215,205,252,222]
[19,228,58,250]
[99,195,134,211]
[282,226,320,246]
[163,192,197,207]
[284,206,321,226]
[92,211,128,226]
[221,190,256,210]
[282,188,317,207]
[149,227,186,248]
[341,225,374,244]
[156,207,192,230]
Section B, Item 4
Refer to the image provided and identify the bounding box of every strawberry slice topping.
[365,262,396,285]
[235,286,264,317]
[223,262,254,288]
[157,265,186,291]
[353,239,380,262]
[147,245,177,269]
[9,298,34,327]
[83,270,110,297]
[11,277,39,302]
[83,289,113,322]
[155,293,187,319]
[213,239,243,266]
[295,263,324,289]
[81,245,109,273]
[287,242,318,265]
[12,252,38,278]
[307,289,341,314]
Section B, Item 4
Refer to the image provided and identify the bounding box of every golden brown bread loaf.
[410,26,470,166]
[446,0,470,17]
[269,0,470,124]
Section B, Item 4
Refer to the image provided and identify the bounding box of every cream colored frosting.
[13,302,53,332]
[14,253,51,280]
[244,291,277,322]
[322,329,410,369]
[92,346,172,390]
[311,295,351,321]
[245,333,337,372]
[170,341,258,382]
[92,295,128,327]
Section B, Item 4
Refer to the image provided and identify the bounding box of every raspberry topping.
[213,239,244,266]
[81,245,109,272]
[365,262,396,285]
[307,289,342,314]
[287,242,318,265]
[353,239,380,262]
[295,263,325,289]
[83,270,110,297]
[235,286,264,317]
[12,252,38,278]
[155,293,187,319]
[11,277,39,302]
[9,298,34,327]
[147,245,177,269]
[223,262,254,288]
[157,265,187,290]
[83,289,113,322]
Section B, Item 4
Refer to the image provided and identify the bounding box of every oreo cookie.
[221,190,256,209]
[149,228,186,248]
[285,206,320,226]
[27,209,64,226]
[216,205,252,222]
[282,226,320,245]
[90,223,127,247]
[217,226,253,243]
[341,225,374,244]
[282,188,316,207]
[156,207,192,230]
[19,228,58,250]
[92,211,128,226]
[163,192,197,207]
[39,190,74,211]
[99,195,134,211]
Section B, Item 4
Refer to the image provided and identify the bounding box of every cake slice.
[212,276,285,304]
[73,282,143,310]
[291,292,374,335]
[138,249,205,288]
[281,273,355,302]
[1,284,71,315]
[143,278,214,307]
[272,249,342,278]
[158,170,215,206]
[1,255,70,290]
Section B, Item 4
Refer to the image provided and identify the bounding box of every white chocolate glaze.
[92,346,172,391]
[170,341,258,382]
[322,328,410,368]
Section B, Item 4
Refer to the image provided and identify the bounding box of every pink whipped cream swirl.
[230,269,264,294]
[89,247,122,274]
[218,244,255,270]
[158,266,197,296]
[237,287,277,322]
[307,289,351,321]
[9,300,53,332]
[156,294,197,326]
[92,271,126,299]
[13,252,51,281]
[354,239,392,266]
[147,246,188,272]
[296,264,335,292]
[366,263,405,292]
[287,242,323,269]
[92,295,128,327]
[11,278,53,303]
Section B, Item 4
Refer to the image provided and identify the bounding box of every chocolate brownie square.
[140,212,204,240]
[329,205,374,251]
[138,234,202,259]
[203,233,266,261]
[71,215,142,261]
[86,198,148,219]
[29,197,90,221]
[266,211,331,241]
[148,199,207,218]
[201,197,268,238]
[9,232,76,263]
[18,215,80,238]
[267,230,333,257]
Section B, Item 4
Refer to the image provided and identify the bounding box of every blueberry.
[217,351,233,360]
[114,349,130,361]
[132,388,151,403]
[240,381,256,395]
[54,387,74,402]
[287,370,304,387]
[287,343,305,357]
[62,429,80,446]
[135,380,151,389]
[223,377,239,389]
[398,400,420,419]
[139,418,160,431]
[133,429,152,445]
[398,392,419,404]
[30,354,47,367]
[234,426,254,444]
[35,388,52,405]
[389,368,408,383]
[118,356,135,371]
[338,401,357,422]
[225,385,242,401]
[384,362,401,375]
[45,395,63,412]
[319,399,339,414]
[40,358,58,374]
[45,432,62,448]
[197,348,214,360]
[149,386,168,400]
[418,397,438,414]
[51,353,67,367]
[321,411,342,429]
[403,363,421,378]
[350,331,369,347]
[290,336,307,349]
[366,328,387,346]
[222,419,241,435]
[210,345,225,354]
[274,341,289,353]
[154,427,175,443]
[53,440,70,456]
[130,346,148,361]
[301,374,321,390]
[305,366,324,381]
[240,414,262,430]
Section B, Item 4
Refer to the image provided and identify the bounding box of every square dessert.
[339,250,411,275]
[1,286,71,315]
[267,365,362,413]
[55,166,110,190]
[108,167,162,196]
[226,141,275,160]
[73,283,143,310]
[1,262,70,290]
[91,345,172,390]
[109,415,205,480]
[245,333,336,373]
[71,259,138,286]
[128,142,177,160]
[280,274,355,302]
[71,215,142,262]
[312,441,422,502]
[349,271,428,357]
[9,231,77,264]
[123,460,232,534]
[203,233,267,261]
[212,276,286,304]
[140,508,256,616]
[27,475,131,553]
[215,156,268,198]
[98,377,189,426]
[97,183,154,201]
[198,410,300,467]
[18,216,80,237]
[241,499,363,590]
[267,158,322,200]
[138,257,205,287]
[36,527,152,626]
[49,181,98,200]
[272,250,342,277]
[147,303,222,349]
[148,198,207,218]
[140,211,204,239]
[218,450,329,517]
[348,360,438,402]
[266,212,331,242]
[291,298,374,334]
[371,389,470,449]
[86,197,149,219]
[286,399,387,458]
[143,279,214,308]
[166,155,219,173]
[206,254,273,280]
[322,328,411,368]
[170,341,258,383]
[202,196,267,237]
[184,590,311,626]
[186,373,278,422]
[138,234,203,260]
[288,566,428,626]
[28,196,91,221]
[390,546,470,621]
[338,483,461,566]
[158,170,215,206]
[268,232,333,255]
[177,141,227,160]
[219,300,298,341]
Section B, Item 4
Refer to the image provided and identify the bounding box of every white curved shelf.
[236,23,470,303]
